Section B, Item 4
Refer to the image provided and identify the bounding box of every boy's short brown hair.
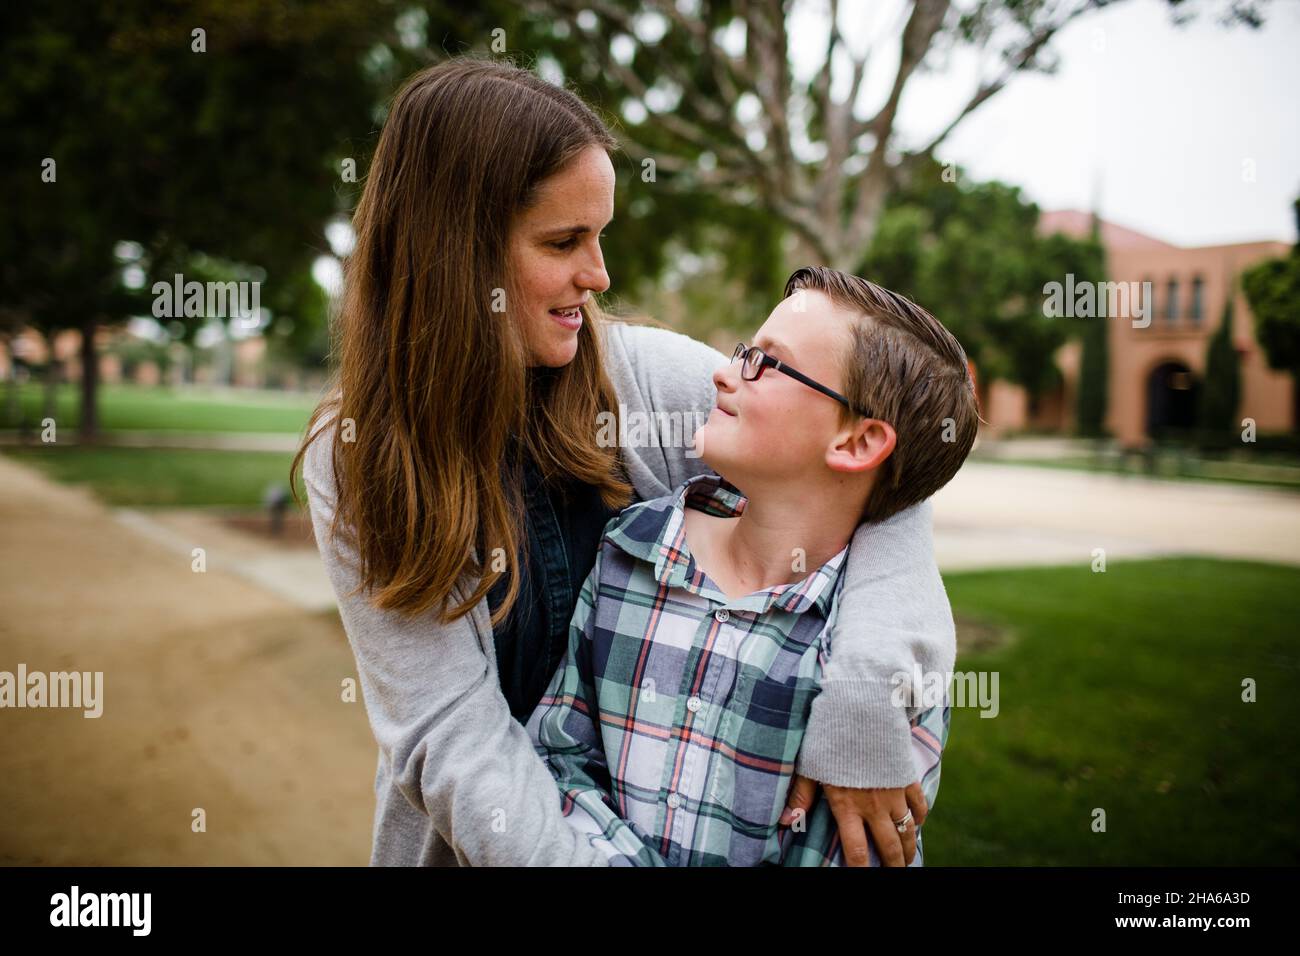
[783,266,980,523]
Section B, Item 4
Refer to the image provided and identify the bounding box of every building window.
[1165,278,1179,323]
[1189,275,1204,324]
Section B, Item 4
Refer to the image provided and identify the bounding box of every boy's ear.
[825,418,896,474]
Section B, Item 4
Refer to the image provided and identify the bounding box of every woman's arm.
[799,504,957,788]
[303,416,607,866]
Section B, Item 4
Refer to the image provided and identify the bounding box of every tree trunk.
[788,233,823,271]
[2,336,19,426]
[42,342,59,427]
[79,319,99,443]
[1293,371,1299,434]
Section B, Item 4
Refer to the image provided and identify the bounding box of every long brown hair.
[291,57,633,626]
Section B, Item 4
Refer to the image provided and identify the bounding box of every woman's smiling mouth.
[548,306,583,329]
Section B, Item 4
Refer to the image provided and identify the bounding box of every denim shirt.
[487,423,625,721]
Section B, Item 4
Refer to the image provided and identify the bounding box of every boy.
[525,266,979,865]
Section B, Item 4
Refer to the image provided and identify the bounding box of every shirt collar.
[604,472,849,617]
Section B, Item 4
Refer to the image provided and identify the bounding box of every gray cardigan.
[302,320,955,866]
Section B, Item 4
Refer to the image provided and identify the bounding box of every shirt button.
[666,793,682,809]
[714,608,730,623]
[686,696,703,713]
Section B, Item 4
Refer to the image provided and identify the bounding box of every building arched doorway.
[1145,361,1200,439]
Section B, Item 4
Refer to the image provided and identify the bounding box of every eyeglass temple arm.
[770,358,872,419]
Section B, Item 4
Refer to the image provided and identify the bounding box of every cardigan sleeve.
[303,413,608,866]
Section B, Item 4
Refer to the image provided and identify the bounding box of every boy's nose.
[713,360,738,393]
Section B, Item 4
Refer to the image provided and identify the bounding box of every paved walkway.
[0,455,374,865]
[932,462,1300,570]
[113,507,339,610]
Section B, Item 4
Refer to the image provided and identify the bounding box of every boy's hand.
[778,775,928,867]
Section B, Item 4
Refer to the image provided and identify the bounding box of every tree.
[0,0,397,439]
[1241,249,1300,433]
[860,157,1105,406]
[1199,296,1241,441]
[523,0,1266,271]
[1075,213,1109,436]
[1075,290,1110,437]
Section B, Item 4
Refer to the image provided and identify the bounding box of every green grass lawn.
[925,557,1300,866]
[1,382,318,433]
[1,445,304,506]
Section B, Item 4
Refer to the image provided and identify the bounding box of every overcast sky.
[790,0,1300,247]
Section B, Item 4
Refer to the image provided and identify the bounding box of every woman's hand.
[778,774,929,866]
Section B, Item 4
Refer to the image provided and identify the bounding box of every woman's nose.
[576,246,610,293]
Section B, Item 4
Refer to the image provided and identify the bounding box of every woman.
[291,57,954,866]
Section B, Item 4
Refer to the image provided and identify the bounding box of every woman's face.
[507,145,615,367]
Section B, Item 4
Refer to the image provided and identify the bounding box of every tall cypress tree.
[1075,213,1109,437]
[1199,295,1241,443]
[1076,304,1110,437]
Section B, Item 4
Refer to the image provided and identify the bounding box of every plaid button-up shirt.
[526,472,948,866]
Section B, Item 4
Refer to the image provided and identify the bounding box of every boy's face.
[696,289,861,484]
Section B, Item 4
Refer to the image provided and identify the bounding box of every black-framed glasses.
[731,342,872,419]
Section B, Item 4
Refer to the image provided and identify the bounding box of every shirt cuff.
[795,676,917,789]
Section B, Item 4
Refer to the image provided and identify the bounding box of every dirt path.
[0,455,376,865]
